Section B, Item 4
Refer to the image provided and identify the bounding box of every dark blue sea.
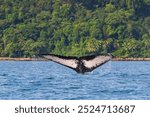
[0,61,150,100]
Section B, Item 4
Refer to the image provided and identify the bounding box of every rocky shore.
[112,58,150,61]
[0,57,48,61]
[0,57,150,61]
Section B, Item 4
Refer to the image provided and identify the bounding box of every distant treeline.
[0,0,150,57]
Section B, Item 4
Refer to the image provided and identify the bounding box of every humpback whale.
[42,54,112,73]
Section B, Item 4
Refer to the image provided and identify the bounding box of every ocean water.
[0,61,150,100]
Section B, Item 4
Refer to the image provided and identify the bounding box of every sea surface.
[0,61,150,100]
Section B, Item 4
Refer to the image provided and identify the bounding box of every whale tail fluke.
[42,54,112,73]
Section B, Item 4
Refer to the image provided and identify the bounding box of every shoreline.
[0,57,150,61]
[0,57,48,61]
[112,58,150,61]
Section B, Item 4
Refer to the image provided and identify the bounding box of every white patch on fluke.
[82,55,111,69]
[43,55,78,68]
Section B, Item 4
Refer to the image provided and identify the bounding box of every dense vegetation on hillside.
[0,0,150,57]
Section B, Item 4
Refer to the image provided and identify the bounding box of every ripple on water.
[0,61,149,99]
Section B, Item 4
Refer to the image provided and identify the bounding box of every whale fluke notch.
[42,54,112,73]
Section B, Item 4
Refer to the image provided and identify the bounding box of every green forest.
[0,0,150,58]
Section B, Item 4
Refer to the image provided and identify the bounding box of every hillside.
[0,0,150,57]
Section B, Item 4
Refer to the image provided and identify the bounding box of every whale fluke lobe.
[42,54,78,70]
[43,54,112,73]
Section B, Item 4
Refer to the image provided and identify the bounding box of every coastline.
[0,57,150,61]
[0,57,48,61]
[112,58,150,61]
